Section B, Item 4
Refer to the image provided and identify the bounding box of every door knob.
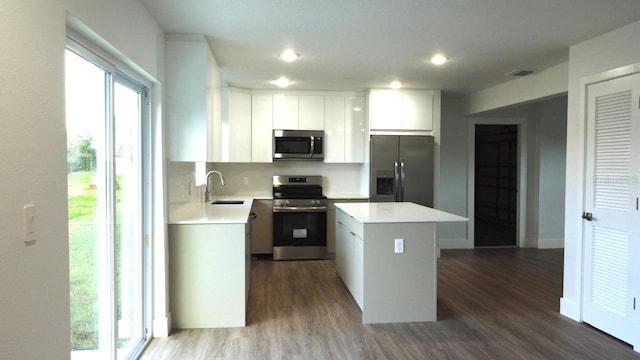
[582,212,593,221]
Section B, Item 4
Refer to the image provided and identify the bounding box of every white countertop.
[334,202,468,223]
[169,197,254,224]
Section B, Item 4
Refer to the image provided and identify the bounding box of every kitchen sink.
[211,200,244,205]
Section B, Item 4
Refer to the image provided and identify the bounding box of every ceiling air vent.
[505,69,534,77]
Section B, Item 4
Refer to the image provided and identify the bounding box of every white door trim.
[467,118,527,248]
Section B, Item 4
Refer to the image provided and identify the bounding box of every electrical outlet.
[243,177,249,185]
[394,238,404,254]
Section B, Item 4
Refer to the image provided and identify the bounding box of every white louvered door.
[583,73,640,345]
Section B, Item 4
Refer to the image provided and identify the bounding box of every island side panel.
[169,223,247,328]
[362,222,437,324]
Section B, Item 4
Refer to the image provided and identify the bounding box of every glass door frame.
[66,35,152,360]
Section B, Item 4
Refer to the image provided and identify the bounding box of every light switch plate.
[394,238,404,254]
[23,204,37,243]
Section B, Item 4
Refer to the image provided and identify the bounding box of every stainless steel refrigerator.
[369,135,434,207]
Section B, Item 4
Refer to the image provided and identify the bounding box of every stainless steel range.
[272,175,327,260]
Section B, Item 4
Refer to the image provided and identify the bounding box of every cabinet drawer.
[336,209,363,239]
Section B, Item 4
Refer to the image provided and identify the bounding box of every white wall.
[464,62,568,115]
[561,19,640,321]
[0,1,165,359]
[476,99,567,249]
[439,94,567,249]
[65,0,164,80]
[0,1,69,359]
[537,97,567,248]
[438,95,470,247]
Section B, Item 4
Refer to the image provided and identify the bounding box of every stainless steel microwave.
[273,130,324,161]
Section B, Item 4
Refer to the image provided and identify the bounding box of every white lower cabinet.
[352,234,364,308]
[169,223,250,328]
[335,208,364,309]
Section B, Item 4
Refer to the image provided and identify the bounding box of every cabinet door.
[251,95,273,163]
[335,211,349,281]
[226,89,252,162]
[401,91,433,130]
[353,234,364,309]
[324,96,346,163]
[299,95,325,130]
[369,90,401,130]
[273,95,299,129]
[245,222,251,301]
[250,200,273,254]
[166,39,209,161]
[345,96,365,162]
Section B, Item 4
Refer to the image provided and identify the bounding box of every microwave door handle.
[310,136,314,158]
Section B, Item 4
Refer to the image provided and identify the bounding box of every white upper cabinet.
[368,89,435,131]
[324,96,365,163]
[272,95,298,129]
[166,34,220,161]
[251,94,273,163]
[324,96,346,163]
[401,91,434,130]
[221,87,252,162]
[273,94,325,130]
[299,96,325,130]
[344,96,365,162]
[369,90,401,130]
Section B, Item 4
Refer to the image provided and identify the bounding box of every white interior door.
[583,73,640,346]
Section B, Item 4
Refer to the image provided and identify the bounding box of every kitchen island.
[334,202,467,324]
[168,198,253,328]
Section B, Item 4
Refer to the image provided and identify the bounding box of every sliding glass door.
[66,42,150,360]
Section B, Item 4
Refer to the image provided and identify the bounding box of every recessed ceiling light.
[390,81,403,89]
[430,54,448,65]
[353,107,362,112]
[280,49,299,62]
[270,77,293,88]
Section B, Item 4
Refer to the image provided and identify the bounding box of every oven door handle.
[273,206,327,212]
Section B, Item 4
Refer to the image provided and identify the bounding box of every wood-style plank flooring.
[140,249,639,359]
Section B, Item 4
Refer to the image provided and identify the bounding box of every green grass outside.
[69,171,98,350]
[68,171,125,351]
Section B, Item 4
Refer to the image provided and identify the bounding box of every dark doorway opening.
[474,125,518,247]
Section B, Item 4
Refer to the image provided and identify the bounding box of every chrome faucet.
[204,170,225,202]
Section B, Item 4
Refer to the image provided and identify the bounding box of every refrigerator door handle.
[394,160,398,201]
[400,159,406,201]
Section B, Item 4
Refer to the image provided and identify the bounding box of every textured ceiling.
[141,0,640,95]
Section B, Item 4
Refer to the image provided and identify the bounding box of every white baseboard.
[560,297,580,322]
[152,313,171,337]
[438,238,472,249]
[538,238,564,249]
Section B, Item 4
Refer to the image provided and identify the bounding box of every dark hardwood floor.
[140,249,639,359]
